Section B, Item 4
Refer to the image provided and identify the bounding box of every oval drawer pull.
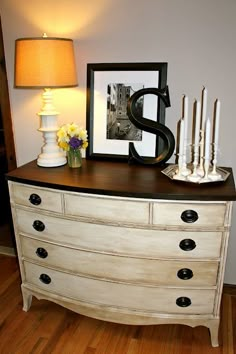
[36,247,48,259]
[39,273,51,285]
[181,210,198,223]
[176,296,191,307]
[29,193,42,206]
[177,268,193,280]
[179,238,196,251]
[33,220,45,232]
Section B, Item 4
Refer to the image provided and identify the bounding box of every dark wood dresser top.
[6,159,236,201]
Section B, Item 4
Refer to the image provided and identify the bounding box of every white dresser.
[7,160,236,347]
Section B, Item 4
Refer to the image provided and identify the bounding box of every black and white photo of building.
[107,83,144,141]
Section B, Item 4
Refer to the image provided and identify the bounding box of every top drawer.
[64,193,150,225]
[153,202,227,227]
[10,182,63,214]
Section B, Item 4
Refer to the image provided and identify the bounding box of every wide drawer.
[23,262,215,315]
[10,182,63,213]
[16,209,222,259]
[64,193,150,225]
[153,202,227,227]
[21,237,219,286]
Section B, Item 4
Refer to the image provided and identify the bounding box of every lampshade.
[14,37,78,88]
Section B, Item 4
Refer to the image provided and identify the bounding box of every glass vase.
[67,148,82,168]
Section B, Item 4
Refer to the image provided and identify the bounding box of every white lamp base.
[37,115,67,167]
[37,89,67,167]
[37,151,66,167]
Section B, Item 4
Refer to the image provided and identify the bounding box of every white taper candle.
[194,100,201,150]
[179,117,185,158]
[201,87,207,130]
[214,99,221,147]
[208,101,222,180]
[183,95,188,145]
[204,118,211,160]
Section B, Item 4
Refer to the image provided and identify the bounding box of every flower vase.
[67,148,82,168]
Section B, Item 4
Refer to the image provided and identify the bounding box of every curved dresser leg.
[21,286,32,312]
[208,320,220,347]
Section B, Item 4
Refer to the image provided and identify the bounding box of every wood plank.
[222,294,234,354]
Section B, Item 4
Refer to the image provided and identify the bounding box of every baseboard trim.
[223,283,236,295]
[0,246,16,257]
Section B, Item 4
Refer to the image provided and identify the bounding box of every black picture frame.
[86,62,168,161]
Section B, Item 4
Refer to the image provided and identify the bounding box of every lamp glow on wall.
[14,34,78,167]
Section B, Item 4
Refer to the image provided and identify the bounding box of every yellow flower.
[57,126,68,142]
[67,123,80,137]
[82,141,88,149]
[79,129,88,141]
[57,122,88,152]
[58,141,69,151]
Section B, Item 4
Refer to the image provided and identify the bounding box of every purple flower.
[69,137,82,149]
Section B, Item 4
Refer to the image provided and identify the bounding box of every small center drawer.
[64,193,150,225]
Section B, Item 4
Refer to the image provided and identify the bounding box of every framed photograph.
[86,62,168,160]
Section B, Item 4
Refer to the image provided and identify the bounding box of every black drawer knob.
[177,268,193,280]
[29,193,42,206]
[33,220,45,232]
[176,296,191,307]
[181,210,198,223]
[39,273,51,284]
[179,238,196,251]
[36,247,48,259]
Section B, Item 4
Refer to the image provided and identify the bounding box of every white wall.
[1,0,236,283]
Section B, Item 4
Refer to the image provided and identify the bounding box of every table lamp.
[14,34,78,167]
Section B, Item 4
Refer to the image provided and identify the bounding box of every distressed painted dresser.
[6,160,236,347]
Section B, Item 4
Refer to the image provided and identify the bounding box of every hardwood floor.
[0,222,15,248]
[0,255,235,354]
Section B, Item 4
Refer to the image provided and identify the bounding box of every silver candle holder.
[163,87,230,184]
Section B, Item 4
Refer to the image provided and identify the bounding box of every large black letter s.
[127,87,175,165]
